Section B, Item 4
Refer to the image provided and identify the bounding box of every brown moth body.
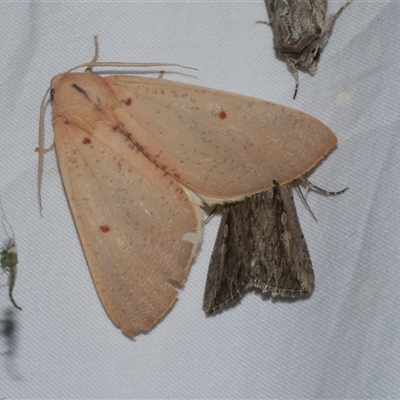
[204,182,313,313]
[265,0,352,98]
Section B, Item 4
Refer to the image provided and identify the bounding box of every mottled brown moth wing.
[265,0,352,98]
[203,182,314,313]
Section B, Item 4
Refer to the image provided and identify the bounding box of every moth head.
[50,73,120,134]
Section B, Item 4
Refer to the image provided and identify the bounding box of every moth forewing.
[45,42,337,336]
[104,75,337,200]
[204,183,313,314]
[53,116,202,337]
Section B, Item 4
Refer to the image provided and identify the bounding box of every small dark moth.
[204,181,313,313]
[264,0,352,98]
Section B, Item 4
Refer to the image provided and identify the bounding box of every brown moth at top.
[39,38,337,337]
[264,0,352,98]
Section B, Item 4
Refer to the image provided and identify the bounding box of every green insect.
[0,202,21,311]
[1,240,21,311]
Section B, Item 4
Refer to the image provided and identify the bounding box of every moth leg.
[203,205,219,224]
[300,178,348,197]
[285,57,300,99]
[255,20,270,26]
[35,141,55,154]
[84,36,100,73]
[321,0,353,48]
[334,0,353,20]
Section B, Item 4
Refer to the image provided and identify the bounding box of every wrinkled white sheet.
[1,1,399,398]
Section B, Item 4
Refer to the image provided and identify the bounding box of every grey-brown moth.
[203,181,313,313]
[264,0,352,98]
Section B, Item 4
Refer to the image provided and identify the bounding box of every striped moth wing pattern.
[203,182,313,313]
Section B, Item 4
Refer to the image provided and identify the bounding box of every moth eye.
[50,88,54,101]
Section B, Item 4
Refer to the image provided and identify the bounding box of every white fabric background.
[0,1,399,398]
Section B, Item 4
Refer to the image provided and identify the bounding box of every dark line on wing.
[71,84,89,100]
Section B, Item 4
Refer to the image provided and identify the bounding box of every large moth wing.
[203,182,313,313]
[107,75,336,201]
[54,118,201,337]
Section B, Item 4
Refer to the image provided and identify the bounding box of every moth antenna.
[285,58,300,100]
[290,64,299,100]
[38,85,52,210]
[294,181,318,222]
[84,35,100,74]
[92,35,100,63]
[293,82,299,100]
[64,36,196,74]
[65,61,197,74]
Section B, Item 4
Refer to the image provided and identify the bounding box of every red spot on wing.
[100,225,110,233]
[124,98,132,106]
[82,138,92,144]
[219,111,227,120]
